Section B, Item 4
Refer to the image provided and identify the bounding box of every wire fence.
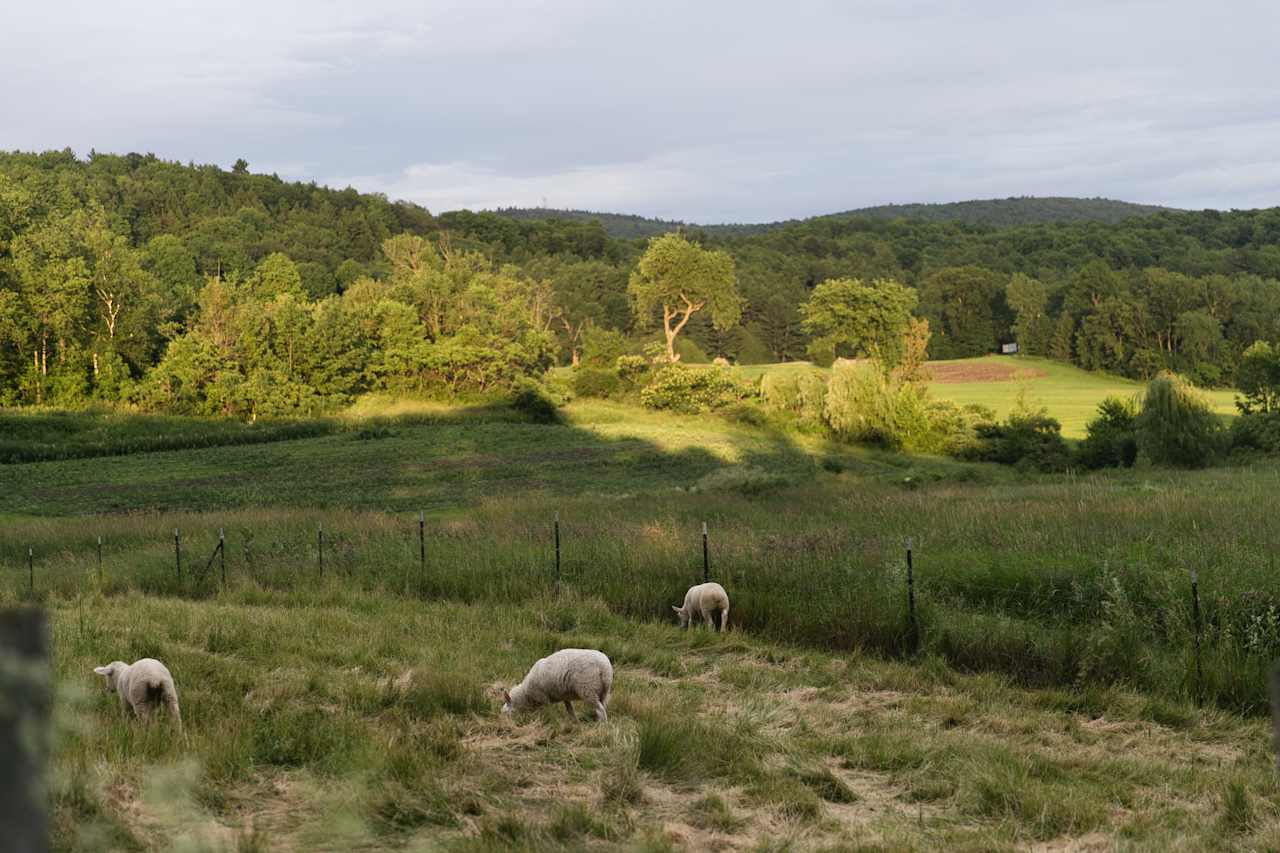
[8,510,1277,713]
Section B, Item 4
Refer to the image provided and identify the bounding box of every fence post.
[0,608,50,853]
[219,529,226,590]
[318,523,324,578]
[554,512,561,595]
[174,528,181,581]
[1191,569,1203,707]
[26,548,33,596]
[96,536,102,585]
[906,536,916,650]
[418,511,426,583]
[702,521,709,583]
[1270,661,1280,776]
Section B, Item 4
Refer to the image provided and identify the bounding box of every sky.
[3,0,1279,222]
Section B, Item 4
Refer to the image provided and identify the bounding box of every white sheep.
[501,649,613,722]
[672,581,730,631]
[93,658,182,728]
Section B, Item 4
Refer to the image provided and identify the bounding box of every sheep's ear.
[93,666,111,675]
[671,606,682,613]
[503,689,511,704]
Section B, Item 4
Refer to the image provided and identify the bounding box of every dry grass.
[47,587,1280,851]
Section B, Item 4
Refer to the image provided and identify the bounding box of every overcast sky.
[3,0,1278,222]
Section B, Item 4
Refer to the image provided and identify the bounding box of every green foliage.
[964,409,1071,472]
[580,325,626,368]
[509,378,563,424]
[760,368,826,425]
[571,366,621,399]
[1236,340,1280,415]
[628,233,740,362]
[823,359,965,453]
[1135,373,1223,468]
[1229,411,1280,454]
[1077,396,1139,469]
[800,277,917,364]
[639,365,753,413]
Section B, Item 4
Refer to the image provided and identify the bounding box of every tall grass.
[11,466,1280,714]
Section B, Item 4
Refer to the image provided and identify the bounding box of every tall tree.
[628,233,740,362]
[1005,273,1054,355]
[799,277,917,365]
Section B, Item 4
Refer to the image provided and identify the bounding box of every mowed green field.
[925,356,1238,438]
[737,356,1238,438]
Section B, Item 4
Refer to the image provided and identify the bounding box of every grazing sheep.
[673,582,730,631]
[502,649,613,722]
[93,658,182,727]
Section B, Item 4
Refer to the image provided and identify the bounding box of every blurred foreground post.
[174,528,181,580]
[1270,661,1280,776]
[0,608,50,853]
[906,537,917,652]
[418,511,426,583]
[1191,570,1203,706]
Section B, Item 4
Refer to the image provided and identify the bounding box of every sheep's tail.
[144,681,165,706]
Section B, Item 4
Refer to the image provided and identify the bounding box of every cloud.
[3,0,1279,219]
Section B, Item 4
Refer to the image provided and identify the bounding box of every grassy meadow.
[7,391,1280,849]
[733,356,1239,438]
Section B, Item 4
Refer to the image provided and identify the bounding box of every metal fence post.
[174,528,181,581]
[26,548,33,596]
[702,521,709,583]
[418,511,426,583]
[318,523,324,578]
[906,536,916,649]
[1191,569,1203,707]
[96,535,102,585]
[554,512,561,594]
[219,528,226,589]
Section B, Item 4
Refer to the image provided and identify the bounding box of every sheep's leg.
[166,693,183,730]
[592,699,608,722]
[704,609,715,629]
[564,700,575,720]
[720,603,730,632]
[136,703,153,725]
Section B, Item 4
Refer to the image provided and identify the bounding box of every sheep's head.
[93,662,126,693]
[671,605,690,628]
[500,688,515,715]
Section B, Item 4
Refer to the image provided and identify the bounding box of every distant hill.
[491,196,1178,239]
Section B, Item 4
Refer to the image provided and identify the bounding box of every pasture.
[7,395,1280,850]
[734,356,1238,438]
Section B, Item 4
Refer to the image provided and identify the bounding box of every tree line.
[3,149,1280,412]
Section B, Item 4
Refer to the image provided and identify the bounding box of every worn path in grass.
[52,588,1280,851]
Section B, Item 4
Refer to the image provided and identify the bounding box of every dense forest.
[2,148,1280,414]
[497,196,1174,238]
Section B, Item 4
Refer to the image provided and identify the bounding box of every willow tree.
[628,233,740,362]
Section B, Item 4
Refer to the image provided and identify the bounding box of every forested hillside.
[3,148,1280,414]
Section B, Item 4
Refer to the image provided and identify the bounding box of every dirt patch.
[929,360,1047,384]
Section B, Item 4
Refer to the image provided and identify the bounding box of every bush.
[509,379,563,424]
[965,410,1071,472]
[580,326,626,368]
[1230,411,1280,454]
[639,365,754,413]
[823,360,960,453]
[1077,395,1138,469]
[760,368,827,426]
[572,367,621,399]
[615,355,650,385]
[1135,372,1222,468]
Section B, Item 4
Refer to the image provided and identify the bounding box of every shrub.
[964,410,1071,472]
[674,336,711,364]
[640,365,754,413]
[1230,411,1280,454]
[823,360,960,453]
[509,379,562,424]
[1077,395,1138,469]
[615,355,650,385]
[580,326,626,368]
[760,368,827,426]
[572,367,621,399]
[1135,372,1222,468]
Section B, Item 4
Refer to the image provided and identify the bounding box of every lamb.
[501,649,613,722]
[672,581,730,631]
[93,658,182,728]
